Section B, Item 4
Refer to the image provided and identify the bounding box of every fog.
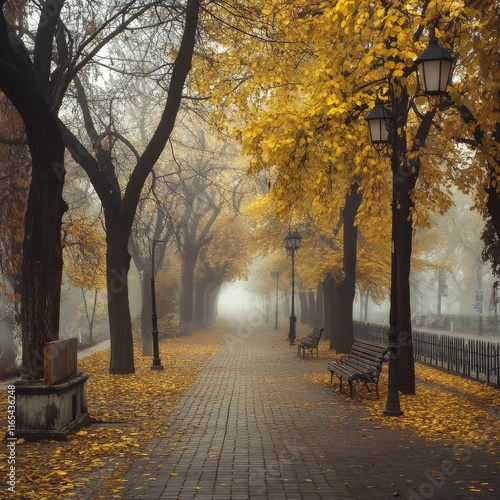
[217,282,248,317]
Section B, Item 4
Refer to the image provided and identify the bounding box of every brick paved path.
[119,323,499,499]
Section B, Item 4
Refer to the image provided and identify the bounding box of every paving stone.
[117,323,499,499]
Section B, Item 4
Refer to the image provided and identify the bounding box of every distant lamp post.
[151,239,167,371]
[271,271,280,329]
[284,231,302,345]
[365,29,453,417]
[266,294,269,323]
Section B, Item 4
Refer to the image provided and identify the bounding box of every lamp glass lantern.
[284,231,302,253]
[364,98,393,145]
[415,36,454,95]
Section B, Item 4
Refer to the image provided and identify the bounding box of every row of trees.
[128,114,253,352]
[0,0,250,377]
[245,190,495,329]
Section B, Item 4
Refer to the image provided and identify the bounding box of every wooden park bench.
[297,326,324,359]
[326,339,388,398]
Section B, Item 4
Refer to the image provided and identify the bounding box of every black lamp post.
[284,231,302,345]
[151,239,167,371]
[271,271,279,329]
[476,257,484,337]
[365,31,453,416]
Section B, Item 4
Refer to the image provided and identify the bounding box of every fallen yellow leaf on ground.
[0,326,223,500]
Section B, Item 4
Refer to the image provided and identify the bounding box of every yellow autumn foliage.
[196,0,499,234]
[63,218,107,291]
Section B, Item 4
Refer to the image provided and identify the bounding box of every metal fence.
[353,321,500,387]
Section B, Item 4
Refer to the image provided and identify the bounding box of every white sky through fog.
[217,282,248,316]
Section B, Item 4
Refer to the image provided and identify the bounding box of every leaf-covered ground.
[1,328,498,499]
[0,328,223,499]
[308,339,500,456]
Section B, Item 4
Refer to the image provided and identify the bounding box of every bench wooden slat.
[326,339,388,398]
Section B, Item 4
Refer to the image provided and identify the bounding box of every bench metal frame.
[326,339,388,398]
[297,326,324,359]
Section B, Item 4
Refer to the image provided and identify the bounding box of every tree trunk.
[206,285,221,326]
[331,186,362,354]
[140,266,153,356]
[315,281,324,325]
[180,256,195,336]
[323,275,334,341]
[0,11,67,379]
[298,291,309,324]
[329,284,341,350]
[1,91,66,379]
[203,276,223,327]
[307,291,316,325]
[20,132,66,379]
[331,284,353,354]
[105,215,135,374]
[193,278,207,331]
[485,123,500,238]
[392,86,419,395]
[396,178,416,394]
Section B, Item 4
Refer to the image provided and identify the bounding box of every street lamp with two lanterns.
[364,29,454,416]
[365,30,454,145]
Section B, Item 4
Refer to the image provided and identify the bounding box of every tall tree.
[0,0,67,378]
[129,175,171,356]
[163,124,234,335]
[331,185,362,354]
[193,206,252,329]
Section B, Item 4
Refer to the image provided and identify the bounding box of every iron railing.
[353,321,500,387]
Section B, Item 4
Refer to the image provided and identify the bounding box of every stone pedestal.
[13,372,90,440]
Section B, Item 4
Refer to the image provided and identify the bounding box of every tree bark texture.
[392,87,421,395]
[395,176,416,395]
[331,186,362,354]
[180,257,195,336]
[322,275,334,341]
[21,117,66,379]
[105,215,135,374]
